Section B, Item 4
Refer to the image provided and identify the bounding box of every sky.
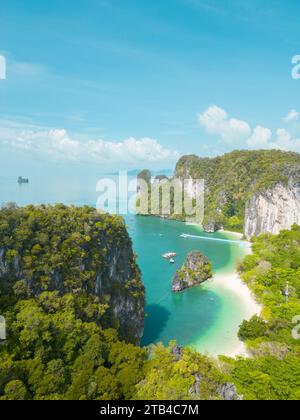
[1,0,300,175]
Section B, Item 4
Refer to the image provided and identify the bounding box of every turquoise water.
[0,175,249,354]
[127,216,248,353]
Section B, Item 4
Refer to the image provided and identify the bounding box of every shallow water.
[126,216,247,353]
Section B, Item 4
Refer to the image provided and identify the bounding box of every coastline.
[191,230,262,358]
[211,270,262,358]
[212,237,262,358]
[193,265,262,358]
[185,222,244,241]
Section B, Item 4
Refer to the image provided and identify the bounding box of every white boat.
[170,259,175,264]
[162,252,177,260]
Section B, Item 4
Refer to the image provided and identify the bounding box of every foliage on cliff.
[176,150,300,232]
[172,251,213,292]
[0,204,145,342]
[0,292,146,400]
[135,343,237,400]
[0,204,148,400]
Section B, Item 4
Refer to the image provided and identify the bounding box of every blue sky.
[1,0,300,174]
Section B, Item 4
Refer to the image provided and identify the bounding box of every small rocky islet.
[172,251,213,292]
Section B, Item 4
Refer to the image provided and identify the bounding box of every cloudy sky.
[0,0,300,175]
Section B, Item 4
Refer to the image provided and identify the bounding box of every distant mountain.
[105,169,173,177]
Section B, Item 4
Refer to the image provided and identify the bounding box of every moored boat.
[162,252,177,260]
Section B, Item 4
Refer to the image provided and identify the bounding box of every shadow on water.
[142,304,171,346]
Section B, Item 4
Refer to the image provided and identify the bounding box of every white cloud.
[247,126,272,148]
[0,119,179,167]
[199,105,300,153]
[274,128,300,151]
[283,109,299,124]
[198,105,251,145]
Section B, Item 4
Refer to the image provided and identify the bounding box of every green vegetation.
[230,224,300,400]
[176,150,300,232]
[0,204,146,399]
[0,203,145,343]
[0,292,146,400]
[1,204,300,400]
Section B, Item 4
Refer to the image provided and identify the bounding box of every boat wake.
[180,233,250,247]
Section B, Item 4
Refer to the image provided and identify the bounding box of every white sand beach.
[211,270,262,357]
[193,233,261,358]
[213,271,262,321]
[182,224,262,357]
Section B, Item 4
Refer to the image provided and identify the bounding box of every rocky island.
[0,204,145,343]
[172,251,213,292]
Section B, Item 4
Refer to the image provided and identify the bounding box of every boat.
[169,259,175,264]
[180,234,189,238]
[162,252,177,260]
[18,176,29,184]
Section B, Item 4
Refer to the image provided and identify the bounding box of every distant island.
[17,177,29,184]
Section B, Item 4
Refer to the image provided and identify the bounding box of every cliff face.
[174,150,300,237]
[0,205,145,343]
[245,179,300,240]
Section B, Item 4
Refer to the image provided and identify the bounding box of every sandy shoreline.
[220,229,244,240]
[204,231,261,357]
[212,269,262,357]
[184,223,262,357]
[212,234,262,357]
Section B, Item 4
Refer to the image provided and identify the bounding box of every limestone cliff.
[0,204,145,343]
[174,150,300,237]
[245,178,300,240]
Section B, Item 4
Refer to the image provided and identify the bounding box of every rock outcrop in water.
[245,178,300,240]
[0,204,145,343]
[172,251,213,292]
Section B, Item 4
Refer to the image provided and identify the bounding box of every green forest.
[0,205,299,400]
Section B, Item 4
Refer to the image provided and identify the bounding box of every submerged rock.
[172,251,213,292]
